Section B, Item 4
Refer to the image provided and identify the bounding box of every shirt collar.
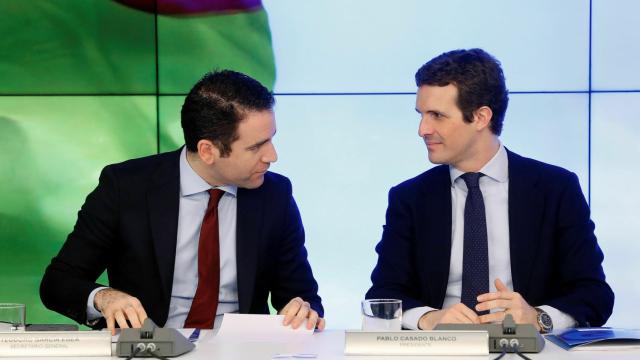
[179,147,238,197]
[449,143,509,185]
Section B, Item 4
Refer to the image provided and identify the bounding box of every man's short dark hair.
[181,70,275,156]
[415,48,509,135]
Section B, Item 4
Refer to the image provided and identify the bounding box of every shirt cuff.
[86,286,109,322]
[403,306,437,330]
[538,305,577,331]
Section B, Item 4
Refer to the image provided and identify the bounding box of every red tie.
[184,189,225,329]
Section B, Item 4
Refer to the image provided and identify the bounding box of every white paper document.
[216,314,314,340]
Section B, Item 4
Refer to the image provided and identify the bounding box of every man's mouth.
[425,139,442,148]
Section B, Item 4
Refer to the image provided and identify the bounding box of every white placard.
[345,330,489,356]
[216,314,313,340]
[0,331,111,357]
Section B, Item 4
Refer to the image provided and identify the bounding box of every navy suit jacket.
[40,149,323,328]
[366,150,613,327]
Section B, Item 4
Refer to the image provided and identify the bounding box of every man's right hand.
[94,288,148,335]
[418,303,480,330]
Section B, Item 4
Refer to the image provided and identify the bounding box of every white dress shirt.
[403,144,576,330]
[88,147,239,328]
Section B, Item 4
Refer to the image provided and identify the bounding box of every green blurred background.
[0,0,275,326]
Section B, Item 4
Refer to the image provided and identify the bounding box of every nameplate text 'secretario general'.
[0,331,111,357]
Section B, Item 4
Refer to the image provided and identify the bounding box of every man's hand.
[94,288,148,335]
[476,279,539,329]
[418,303,480,330]
[278,297,325,331]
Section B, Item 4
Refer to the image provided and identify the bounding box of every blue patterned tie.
[460,172,489,315]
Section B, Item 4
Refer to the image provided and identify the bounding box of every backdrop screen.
[0,0,637,329]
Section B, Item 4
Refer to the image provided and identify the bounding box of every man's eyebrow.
[417,108,448,117]
[246,138,271,150]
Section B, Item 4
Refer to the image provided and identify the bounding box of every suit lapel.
[236,186,264,313]
[147,151,181,298]
[421,166,453,307]
[507,150,543,296]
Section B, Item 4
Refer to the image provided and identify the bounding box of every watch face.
[540,312,553,329]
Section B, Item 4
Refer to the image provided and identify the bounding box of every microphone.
[116,318,195,358]
[435,314,545,353]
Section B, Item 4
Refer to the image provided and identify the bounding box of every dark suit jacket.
[366,150,613,327]
[40,149,323,328]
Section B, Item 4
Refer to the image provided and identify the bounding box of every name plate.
[0,331,111,357]
[345,330,489,356]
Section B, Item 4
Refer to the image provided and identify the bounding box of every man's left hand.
[279,297,325,331]
[475,279,539,330]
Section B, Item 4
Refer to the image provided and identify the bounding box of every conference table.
[2,329,639,360]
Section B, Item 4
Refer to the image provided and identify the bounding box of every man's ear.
[196,139,220,165]
[473,106,493,131]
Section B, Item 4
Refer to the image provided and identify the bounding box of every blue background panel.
[502,93,590,195]
[591,93,640,329]
[592,0,640,90]
[264,0,589,93]
[271,94,427,328]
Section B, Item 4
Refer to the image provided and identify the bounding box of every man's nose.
[263,142,278,163]
[418,117,433,137]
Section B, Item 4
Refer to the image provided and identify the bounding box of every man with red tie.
[41,70,324,334]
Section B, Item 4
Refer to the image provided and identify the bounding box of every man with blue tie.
[366,49,613,332]
[41,70,324,334]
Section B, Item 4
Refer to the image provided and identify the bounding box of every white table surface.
[3,329,639,360]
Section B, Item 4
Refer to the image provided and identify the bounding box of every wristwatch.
[535,308,553,334]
